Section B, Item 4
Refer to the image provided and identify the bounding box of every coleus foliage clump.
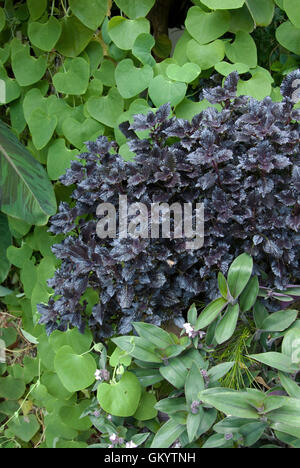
[39,72,300,339]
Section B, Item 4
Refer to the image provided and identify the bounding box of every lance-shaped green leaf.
[185,362,205,405]
[133,322,174,349]
[260,309,298,332]
[215,303,240,344]
[278,372,300,399]
[112,336,162,363]
[239,275,259,312]
[227,253,253,298]
[195,297,228,330]
[0,120,57,225]
[151,418,185,448]
[268,398,300,428]
[198,389,260,419]
[249,352,299,373]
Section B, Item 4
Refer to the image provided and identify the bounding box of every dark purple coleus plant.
[38,72,300,339]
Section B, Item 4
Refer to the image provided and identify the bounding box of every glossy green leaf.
[249,352,299,373]
[114,0,155,18]
[0,65,21,105]
[155,397,187,414]
[53,57,90,95]
[207,362,235,383]
[239,275,259,313]
[225,31,257,68]
[185,6,230,45]
[151,418,185,448]
[8,415,40,442]
[227,253,253,298]
[185,362,205,405]
[229,4,255,32]
[261,309,298,332]
[133,322,174,349]
[133,391,158,420]
[27,0,47,20]
[56,15,94,57]
[109,346,132,367]
[0,376,25,400]
[47,139,78,180]
[62,116,103,150]
[28,17,62,51]
[195,297,228,330]
[246,0,275,26]
[28,107,57,150]
[69,0,107,30]
[115,59,153,98]
[215,303,240,344]
[166,63,201,83]
[108,16,150,50]
[159,356,189,389]
[276,21,300,55]
[201,0,245,8]
[187,39,225,70]
[0,213,11,283]
[12,46,47,87]
[97,371,142,417]
[54,345,97,392]
[278,372,300,399]
[7,244,32,268]
[49,327,93,355]
[282,328,300,364]
[132,33,156,66]
[148,75,187,107]
[86,87,124,128]
[0,120,57,225]
[112,336,162,363]
[198,389,259,419]
[283,0,300,27]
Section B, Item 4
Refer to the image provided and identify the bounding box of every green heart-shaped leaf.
[47,139,78,180]
[69,0,107,30]
[225,31,257,68]
[114,0,155,19]
[133,391,158,420]
[27,0,47,21]
[201,0,245,8]
[186,39,225,69]
[54,345,97,392]
[28,107,57,150]
[108,16,150,50]
[215,61,249,76]
[12,46,47,86]
[237,70,272,100]
[166,63,201,83]
[0,64,20,105]
[115,59,153,98]
[53,57,90,95]
[132,33,156,66]
[28,17,62,52]
[284,0,300,28]
[186,6,230,45]
[62,116,104,149]
[97,371,142,417]
[8,415,40,443]
[148,75,187,107]
[246,0,274,26]
[276,21,300,55]
[56,15,94,57]
[86,87,124,127]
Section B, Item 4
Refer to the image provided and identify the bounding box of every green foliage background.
[0,0,300,448]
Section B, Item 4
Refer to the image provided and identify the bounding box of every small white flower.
[109,433,118,442]
[107,414,112,421]
[126,441,137,448]
[183,322,194,337]
[95,369,102,381]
